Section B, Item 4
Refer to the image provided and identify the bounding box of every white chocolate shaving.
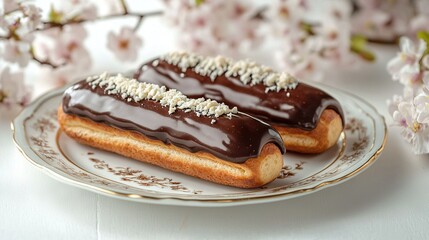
[86,73,238,118]
[160,51,298,92]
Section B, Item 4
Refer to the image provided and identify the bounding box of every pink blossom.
[0,2,40,41]
[52,0,98,22]
[388,75,429,154]
[163,0,263,58]
[40,50,92,88]
[265,0,307,38]
[397,64,424,88]
[351,8,394,41]
[268,0,353,81]
[107,27,142,62]
[1,40,32,67]
[387,37,429,154]
[0,67,32,111]
[387,37,426,82]
[315,7,354,65]
[275,42,324,81]
[390,99,429,154]
[48,25,91,67]
[50,65,86,87]
[21,4,42,30]
[29,24,92,86]
[2,0,19,14]
[414,94,429,124]
[30,24,91,86]
[413,71,429,124]
[351,0,415,41]
[387,87,415,129]
[387,94,404,118]
[393,101,417,130]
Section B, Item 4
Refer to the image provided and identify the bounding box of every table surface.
[2,2,429,239]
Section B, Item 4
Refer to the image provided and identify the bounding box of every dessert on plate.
[134,51,344,154]
[58,73,285,188]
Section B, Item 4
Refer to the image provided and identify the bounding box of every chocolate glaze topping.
[62,80,285,163]
[135,59,344,130]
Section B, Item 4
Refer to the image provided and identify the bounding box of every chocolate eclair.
[134,52,344,153]
[58,73,285,188]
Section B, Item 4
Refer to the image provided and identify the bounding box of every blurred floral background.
[1,0,429,153]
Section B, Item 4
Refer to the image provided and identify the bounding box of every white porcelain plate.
[12,83,386,207]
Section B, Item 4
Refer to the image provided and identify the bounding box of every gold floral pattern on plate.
[89,156,202,194]
[278,162,306,179]
[12,83,387,207]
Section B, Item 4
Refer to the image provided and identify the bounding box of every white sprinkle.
[152,60,159,67]
[86,73,237,118]
[180,73,185,78]
[286,92,290,97]
[211,119,216,124]
[160,51,298,92]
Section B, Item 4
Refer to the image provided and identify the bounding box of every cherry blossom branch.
[28,10,162,68]
[117,1,145,35]
[133,16,144,32]
[386,33,429,154]
[41,11,163,29]
[26,46,64,69]
[120,0,129,14]
[31,55,62,68]
[3,8,20,16]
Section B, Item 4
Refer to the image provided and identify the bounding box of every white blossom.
[1,0,19,14]
[0,67,31,112]
[163,0,263,58]
[51,0,98,22]
[21,4,42,30]
[351,0,415,41]
[387,36,429,154]
[1,40,32,67]
[268,0,353,81]
[387,37,426,82]
[48,25,91,67]
[107,27,143,62]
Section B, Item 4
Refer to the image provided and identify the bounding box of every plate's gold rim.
[11,84,388,205]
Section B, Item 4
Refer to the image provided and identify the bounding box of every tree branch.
[30,51,64,69]
[31,56,60,68]
[120,0,129,14]
[133,16,144,32]
[1,6,164,67]
[41,11,163,29]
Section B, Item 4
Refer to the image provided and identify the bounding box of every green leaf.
[350,35,376,62]
[417,31,429,44]
[350,35,365,49]
[195,0,204,7]
[417,31,429,56]
[48,4,63,24]
[417,31,429,69]
[300,21,315,36]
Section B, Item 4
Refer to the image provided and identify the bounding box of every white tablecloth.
[1,2,429,239]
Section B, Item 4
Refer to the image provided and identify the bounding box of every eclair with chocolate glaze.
[58,73,286,188]
[134,52,344,154]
